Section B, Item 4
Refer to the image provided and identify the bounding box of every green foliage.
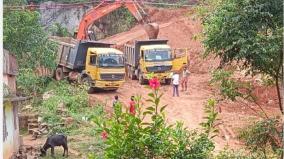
[41,81,88,113]
[152,0,192,8]
[214,148,253,159]
[4,0,26,5]
[16,68,53,95]
[37,81,90,135]
[239,118,282,158]
[4,10,57,69]
[260,75,275,86]
[91,79,216,158]
[202,0,283,79]
[210,69,252,101]
[104,8,135,36]
[200,99,219,138]
[49,23,71,37]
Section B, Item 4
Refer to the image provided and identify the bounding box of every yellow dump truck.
[124,39,188,85]
[52,37,125,92]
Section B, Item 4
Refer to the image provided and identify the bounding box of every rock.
[42,91,54,100]
[28,123,39,130]
[63,117,74,125]
[37,117,43,123]
[19,114,29,129]
[57,102,67,114]
[267,99,274,105]
[82,116,88,121]
[22,105,33,111]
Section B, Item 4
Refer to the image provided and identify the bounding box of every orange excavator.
[75,0,159,40]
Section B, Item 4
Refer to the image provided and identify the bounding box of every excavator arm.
[76,0,158,40]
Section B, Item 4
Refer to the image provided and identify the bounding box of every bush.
[49,23,71,37]
[239,118,282,158]
[16,68,53,96]
[38,80,89,134]
[214,148,253,159]
[90,78,217,158]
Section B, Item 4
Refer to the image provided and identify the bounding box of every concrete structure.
[3,50,27,159]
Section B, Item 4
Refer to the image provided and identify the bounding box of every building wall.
[3,101,20,159]
[3,75,16,94]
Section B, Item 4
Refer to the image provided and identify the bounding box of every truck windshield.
[145,49,171,61]
[98,53,124,67]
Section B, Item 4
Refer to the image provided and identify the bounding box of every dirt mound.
[147,7,189,23]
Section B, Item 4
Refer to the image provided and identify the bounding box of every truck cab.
[139,44,173,83]
[51,37,125,92]
[84,47,125,90]
[124,39,188,85]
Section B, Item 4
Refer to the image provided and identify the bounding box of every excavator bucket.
[144,23,159,39]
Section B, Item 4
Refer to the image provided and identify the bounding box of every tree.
[202,0,283,113]
[3,10,57,69]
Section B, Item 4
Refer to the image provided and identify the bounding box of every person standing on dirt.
[181,66,190,91]
[172,71,180,97]
[129,96,136,115]
[112,95,119,107]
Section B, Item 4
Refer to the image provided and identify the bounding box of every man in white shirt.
[172,71,180,97]
[181,66,190,91]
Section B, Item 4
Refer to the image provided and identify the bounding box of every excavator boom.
[76,0,159,40]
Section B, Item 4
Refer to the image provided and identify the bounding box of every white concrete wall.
[3,101,20,159]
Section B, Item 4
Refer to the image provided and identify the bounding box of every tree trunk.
[275,77,283,114]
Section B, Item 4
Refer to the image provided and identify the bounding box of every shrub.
[38,80,89,134]
[16,68,53,96]
[239,118,282,158]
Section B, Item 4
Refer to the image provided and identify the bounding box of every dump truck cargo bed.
[52,37,113,70]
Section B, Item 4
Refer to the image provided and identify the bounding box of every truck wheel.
[130,72,136,80]
[55,67,64,81]
[127,66,135,80]
[165,79,171,85]
[88,87,96,94]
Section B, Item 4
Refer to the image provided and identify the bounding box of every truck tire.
[127,66,136,80]
[88,87,96,94]
[55,67,64,81]
[130,72,136,80]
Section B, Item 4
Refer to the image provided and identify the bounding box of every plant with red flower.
[101,130,108,140]
[149,77,160,90]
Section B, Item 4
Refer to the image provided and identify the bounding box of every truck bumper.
[144,72,172,81]
[92,80,125,90]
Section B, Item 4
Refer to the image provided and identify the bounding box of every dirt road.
[94,8,230,149]
[94,8,281,151]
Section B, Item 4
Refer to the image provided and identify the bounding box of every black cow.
[40,134,68,158]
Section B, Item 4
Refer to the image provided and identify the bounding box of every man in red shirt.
[129,96,136,115]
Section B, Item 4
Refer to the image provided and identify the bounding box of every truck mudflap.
[172,48,189,72]
[93,80,124,90]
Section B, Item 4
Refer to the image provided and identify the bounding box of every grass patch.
[30,80,106,158]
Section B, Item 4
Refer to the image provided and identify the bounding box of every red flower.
[101,130,108,140]
[149,77,160,90]
[129,101,136,115]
